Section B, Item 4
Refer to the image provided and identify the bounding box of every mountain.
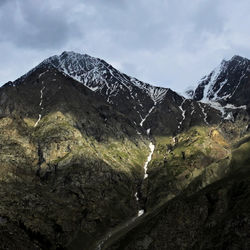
[190,55,250,120]
[0,51,249,250]
[18,51,221,135]
[22,51,168,126]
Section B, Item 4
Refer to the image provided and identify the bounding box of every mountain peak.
[43,50,102,74]
[59,50,100,63]
[39,51,170,105]
[231,54,248,62]
[192,54,250,118]
[16,51,170,127]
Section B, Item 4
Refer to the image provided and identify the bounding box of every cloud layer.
[1,0,250,92]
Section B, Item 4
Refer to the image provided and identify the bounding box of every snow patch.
[227,72,245,99]
[143,142,155,179]
[224,112,234,121]
[34,81,46,127]
[140,105,155,127]
[198,102,209,125]
[131,77,169,104]
[201,60,227,102]
[146,128,151,135]
[138,210,144,217]
[134,192,139,201]
[38,71,47,79]
[39,86,45,106]
[34,114,42,127]
[178,98,186,129]
[200,99,247,119]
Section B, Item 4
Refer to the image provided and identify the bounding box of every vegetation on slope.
[144,125,230,210]
[107,128,250,250]
[0,111,149,249]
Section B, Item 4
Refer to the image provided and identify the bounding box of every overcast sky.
[1,0,250,92]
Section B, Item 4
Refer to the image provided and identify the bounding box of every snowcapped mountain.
[45,51,168,103]
[22,51,168,125]
[12,51,222,135]
[191,55,250,119]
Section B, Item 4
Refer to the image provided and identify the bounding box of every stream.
[96,141,155,249]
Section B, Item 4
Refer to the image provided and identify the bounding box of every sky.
[1,0,250,92]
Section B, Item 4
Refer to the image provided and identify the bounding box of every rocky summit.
[0,52,249,250]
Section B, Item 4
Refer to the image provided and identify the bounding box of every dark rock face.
[144,89,221,136]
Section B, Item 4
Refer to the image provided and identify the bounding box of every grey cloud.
[0,0,71,49]
[192,1,224,34]
[0,0,8,7]
[1,0,250,92]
